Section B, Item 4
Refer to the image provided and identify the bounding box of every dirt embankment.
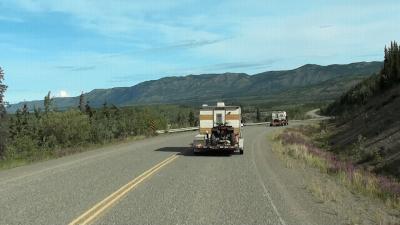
[329,85,400,177]
[271,125,400,225]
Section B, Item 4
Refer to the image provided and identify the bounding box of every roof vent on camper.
[217,102,225,107]
[202,104,208,107]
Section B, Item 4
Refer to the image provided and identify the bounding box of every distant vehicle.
[270,111,288,126]
[193,102,244,154]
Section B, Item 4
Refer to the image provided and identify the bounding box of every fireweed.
[276,130,400,208]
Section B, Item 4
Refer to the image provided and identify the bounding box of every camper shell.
[270,111,288,126]
[193,102,244,154]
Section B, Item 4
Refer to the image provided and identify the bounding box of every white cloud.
[4,0,400,95]
[190,1,400,66]
[10,0,198,39]
[58,90,69,98]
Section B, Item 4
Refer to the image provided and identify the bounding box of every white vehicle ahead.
[270,111,288,126]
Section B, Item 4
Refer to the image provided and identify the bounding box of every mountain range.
[8,61,383,112]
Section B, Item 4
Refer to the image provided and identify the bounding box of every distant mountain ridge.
[8,61,383,112]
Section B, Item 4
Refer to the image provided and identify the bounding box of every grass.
[0,158,31,170]
[306,178,338,204]
[271,126,400,210]
[0,135,146,171]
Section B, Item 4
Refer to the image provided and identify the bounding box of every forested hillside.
[326,42,399,115]
[324,41,400,177]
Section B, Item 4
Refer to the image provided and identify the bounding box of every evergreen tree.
[79,92,86,112]
[256,107,261,122]
[0,66,7,157]
[14,109,22,134]
[176,112,187,127]
[85,101,93,118]
[33,106,41,119]
[102,101,110,118]
[381,41,400,88]
[176,112,181,127]
[20,104,30,136]
[188,111,195,126]
[44,91,53,114]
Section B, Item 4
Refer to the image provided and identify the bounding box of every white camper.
[193,102,244,154]
[270,111,288,126]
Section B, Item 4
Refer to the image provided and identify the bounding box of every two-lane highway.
[0,125,339,225]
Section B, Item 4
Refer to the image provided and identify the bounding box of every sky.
[1,0,399,103]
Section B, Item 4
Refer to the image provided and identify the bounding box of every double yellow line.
[69,154,179,225]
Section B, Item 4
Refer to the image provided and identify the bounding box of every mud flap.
[239,138,244,151]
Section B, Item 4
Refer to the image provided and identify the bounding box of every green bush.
[7,135,39,160]
[2,103,193,162]
[39,110,91,148]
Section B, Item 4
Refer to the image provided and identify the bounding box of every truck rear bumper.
[270,120,288,126]
[193,146,239,153]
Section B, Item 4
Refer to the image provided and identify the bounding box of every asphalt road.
[0,123,339,225]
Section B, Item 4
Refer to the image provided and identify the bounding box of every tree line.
[0,73,198,161]
[325,41,400,115]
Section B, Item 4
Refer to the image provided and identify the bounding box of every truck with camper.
[270,111,288,126]
[193,102,244,154]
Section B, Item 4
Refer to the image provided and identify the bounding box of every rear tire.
[240,149,244,155]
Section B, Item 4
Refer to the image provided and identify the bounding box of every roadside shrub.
[90,119,115,144]
[7,135,39,160]
[39,110,91,148]
[1,103,185,165]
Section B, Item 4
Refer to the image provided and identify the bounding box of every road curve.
[306,108,330,120]
[0,124,339,225]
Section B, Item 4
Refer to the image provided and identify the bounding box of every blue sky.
[1,0,399,103]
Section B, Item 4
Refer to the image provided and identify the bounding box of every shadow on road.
[155,147,234,157]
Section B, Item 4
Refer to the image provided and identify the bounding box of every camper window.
[216,113,223,124]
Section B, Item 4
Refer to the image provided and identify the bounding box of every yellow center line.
[68,154,179,225]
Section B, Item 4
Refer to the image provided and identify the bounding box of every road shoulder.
[267,123,400,225]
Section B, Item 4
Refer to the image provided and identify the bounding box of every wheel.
[240,149,244,155]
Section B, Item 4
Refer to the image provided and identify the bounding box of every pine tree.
[102,101,111,119]
[44,91,53,114]
[176,112,184,127]
[188,111,195,126]
[14,109,22,134]
[79,92,86,112]
[85,101,93,118]
[256,107,261,122]
[33,106,41,119]
[21,104,30,136]
[380,41,400,88]
[0,66,7,157]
